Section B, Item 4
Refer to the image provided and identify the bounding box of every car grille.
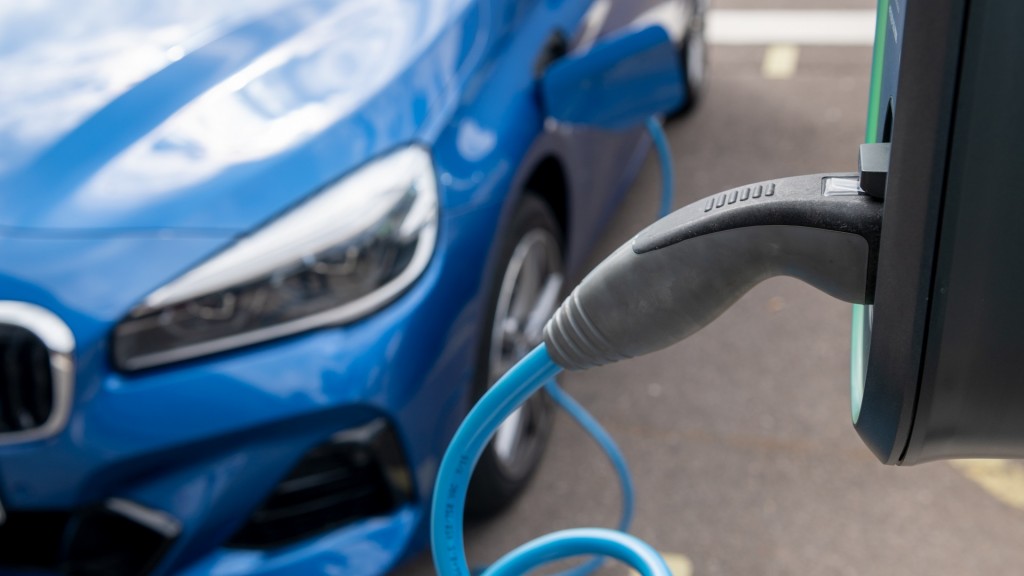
[227,418,414,548]
[0,324,54,433]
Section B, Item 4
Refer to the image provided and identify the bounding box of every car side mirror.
[540,24,684,130]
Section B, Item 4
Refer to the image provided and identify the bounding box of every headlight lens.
[113,146,438,371]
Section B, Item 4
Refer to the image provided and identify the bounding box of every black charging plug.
[544,173,883,370]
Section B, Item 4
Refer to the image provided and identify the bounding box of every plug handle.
[544,174,882,370]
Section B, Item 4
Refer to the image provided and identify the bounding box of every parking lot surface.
[396,8,1024,576]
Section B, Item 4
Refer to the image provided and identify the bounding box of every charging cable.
[433,117,680,576]
[433,82,888,570]
[537,117,675,576]
[433,344,672,576]
[532,116,675,576]
[646,116,675,219]
[432,108,891,575]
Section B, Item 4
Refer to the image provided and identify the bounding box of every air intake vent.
[0,500,179,576]
[0,325,54,433]
[228,418,413,549]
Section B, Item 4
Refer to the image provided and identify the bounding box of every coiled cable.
[431,345,671,576]
[430,117,676,576]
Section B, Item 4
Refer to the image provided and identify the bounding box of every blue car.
[0,1,703,574]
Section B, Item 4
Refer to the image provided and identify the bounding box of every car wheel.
[673,0,708,116]
[466,195,563,519]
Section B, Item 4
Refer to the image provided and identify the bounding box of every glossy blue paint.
[541,25,685,130]
[0,0,484,232]
[178,508,420,576]
[0,0,696,574]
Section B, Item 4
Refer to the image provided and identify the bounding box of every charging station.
[433,2,1024,574]
[854,0,1024,464]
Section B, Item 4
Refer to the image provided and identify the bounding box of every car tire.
[672,0,708,117]
[465,194,563,519]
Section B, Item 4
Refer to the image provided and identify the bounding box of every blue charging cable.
[540,381,635,576]
[431,118,675,576]
[432,346,671,576]
[531,116,673,576]
[646,116,675,219]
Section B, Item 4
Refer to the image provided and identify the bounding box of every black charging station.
[432,3,1024,572]
[854,0,1024,464]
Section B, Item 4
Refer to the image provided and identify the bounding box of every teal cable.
[542,380,635,576]
[466,384,635,576]
[431,346,560,576]
[484,527,669,576]
[430,344,671,576]
[646,116,674,218]
[530,115,673,576]
[433,116,678,576]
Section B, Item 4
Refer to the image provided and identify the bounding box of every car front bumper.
[0,203,500,575]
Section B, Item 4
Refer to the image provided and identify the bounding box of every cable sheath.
[431,345,670,576]
[646,117,675,218]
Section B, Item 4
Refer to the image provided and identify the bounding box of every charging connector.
[544,173,883,370]
[433,171,884,575]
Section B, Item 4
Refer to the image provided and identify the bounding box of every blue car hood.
[0,0,475,234]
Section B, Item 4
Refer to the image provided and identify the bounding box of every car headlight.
[113,146,438,371]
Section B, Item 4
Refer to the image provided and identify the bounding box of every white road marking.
[761,44,800,79]
[708,10,876,46]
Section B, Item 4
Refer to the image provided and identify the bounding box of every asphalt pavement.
[396,10,1024,576]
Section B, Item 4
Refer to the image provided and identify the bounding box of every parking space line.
[950,459,1024,511]
[761,44,800,79]
[708,10,876,46]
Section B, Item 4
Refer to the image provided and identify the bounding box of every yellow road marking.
[762,44,800,79]
[950,459,1024,510]
[626,552,693,576]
